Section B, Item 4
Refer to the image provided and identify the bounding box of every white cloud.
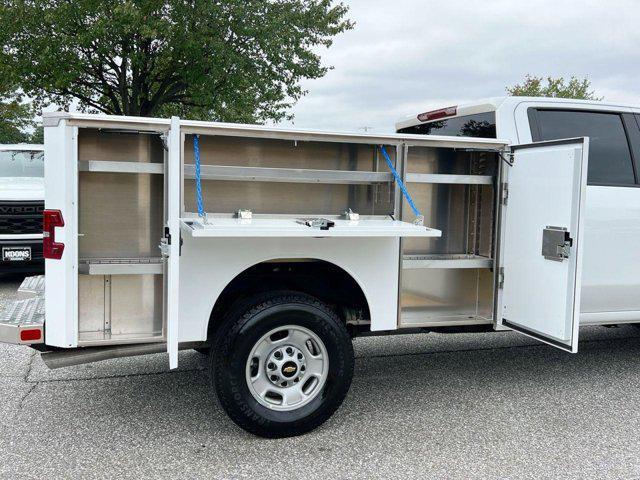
[281,0,640,132]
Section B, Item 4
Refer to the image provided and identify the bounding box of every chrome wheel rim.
[245,325,329,411]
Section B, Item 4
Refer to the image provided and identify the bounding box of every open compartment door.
[496,138,589,352]
[180,217,440,238]
[165,117,181,368]
[43,114,78,348]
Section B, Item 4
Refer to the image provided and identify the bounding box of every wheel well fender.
[206,259,371,340]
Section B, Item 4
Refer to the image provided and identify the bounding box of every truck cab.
[0,144,45,272]
[397,97,640,326]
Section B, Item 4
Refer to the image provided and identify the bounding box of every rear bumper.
[0,276,45,345]
[0,238,44,273]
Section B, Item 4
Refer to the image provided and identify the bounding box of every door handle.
[541,226,572,262]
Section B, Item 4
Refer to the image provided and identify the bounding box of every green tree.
[0,85,35,144]
[29,125,44,144]
[0,0,353,123]
[507,75,602,100]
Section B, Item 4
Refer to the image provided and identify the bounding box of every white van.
[0,144,45,272]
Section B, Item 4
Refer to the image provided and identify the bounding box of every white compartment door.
[180,217,441,238]
[166,117,181,368]
[43,114,79,347]
[497,138,589,352]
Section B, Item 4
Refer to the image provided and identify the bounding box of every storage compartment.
[399,147,499,327]
[400,268,494,326]
[77,129,165,259]
[72,123,503,339]
[402,183,495,256]
[78,129,165,164]
[76,129,166,345]
[78,172,164,258]
[78,274,164,345]
[405,146,498,176]
[182,135,396,216]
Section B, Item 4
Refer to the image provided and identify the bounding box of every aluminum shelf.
[77,331,165,347]
[405,173,493,185]
[79,160,164,175]
[402,254,493,269]
[79,257,164,275]
[183,164,393,184]
[77,162,493,186]
[399,312,493,327]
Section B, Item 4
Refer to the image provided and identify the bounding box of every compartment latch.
[296,218,335,230]
[160,226,171,257]
[541,226,572,261]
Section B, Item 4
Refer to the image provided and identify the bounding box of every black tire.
[194,347,210,355]
[211,291,354,438]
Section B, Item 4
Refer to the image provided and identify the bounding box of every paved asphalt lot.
[2,273,640,479]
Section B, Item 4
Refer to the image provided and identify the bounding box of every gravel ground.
[2,274,640,479]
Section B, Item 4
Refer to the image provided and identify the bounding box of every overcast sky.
[281,0,640,133]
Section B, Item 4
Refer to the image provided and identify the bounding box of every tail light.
[417,106,457,122]
[20,328,42,342]
[43,209,65,260]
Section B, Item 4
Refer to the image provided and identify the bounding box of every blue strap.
[193,135,205,218]
[379,146,422,219]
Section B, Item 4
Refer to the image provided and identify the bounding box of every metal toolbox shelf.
[78,160,395,186]
[79,160,164,174]
[405,173,493,185]
[402,254,493,269]
[183,164,393,184]
[79,257,164,275]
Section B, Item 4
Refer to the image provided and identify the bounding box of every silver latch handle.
[541,226,572,262]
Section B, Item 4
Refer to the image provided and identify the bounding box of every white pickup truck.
[397,96,640,327]
[0,144,45,272]
[0,98,636,438]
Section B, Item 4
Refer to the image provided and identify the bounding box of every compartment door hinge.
[501,182,509,205]
[498,267,505,289]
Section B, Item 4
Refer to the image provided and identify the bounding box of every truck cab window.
[398,112,497,138]
[530,109,636,186]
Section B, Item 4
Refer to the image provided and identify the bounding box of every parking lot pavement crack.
[17,383,37,410]
[18,351,38,410]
